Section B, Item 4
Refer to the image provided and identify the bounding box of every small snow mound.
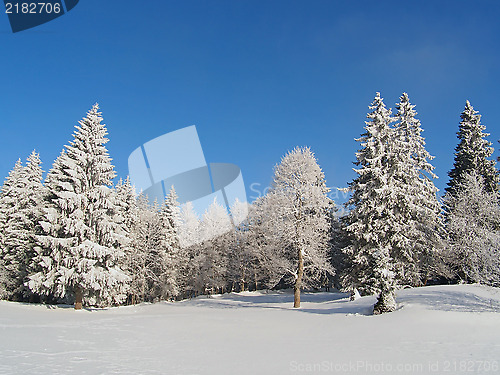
[349,288,361,301]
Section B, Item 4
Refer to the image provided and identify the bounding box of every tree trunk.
[373,289,396,315]
[240,268,245,292]
[294,249,304,308]
[74,286,83,310]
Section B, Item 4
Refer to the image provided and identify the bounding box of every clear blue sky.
[1,0,499,205]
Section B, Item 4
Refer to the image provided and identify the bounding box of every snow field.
[1,284,499,375]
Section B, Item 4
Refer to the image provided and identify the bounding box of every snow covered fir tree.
[0,152,45,301]
[0,95,499,315]
[342,92,399,314]
[446,101,499,196]
[28,104,130,309]
[444,101,500,286]
[390,93,446,285]
[342,92,447,314]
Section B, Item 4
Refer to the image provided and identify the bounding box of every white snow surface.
[1,284,500,374]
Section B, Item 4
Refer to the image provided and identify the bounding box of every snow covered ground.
[1,284,500,375]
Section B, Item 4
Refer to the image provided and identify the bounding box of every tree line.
[0,94,499,313]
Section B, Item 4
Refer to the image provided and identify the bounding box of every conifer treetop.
[447,100,498,194]
[66,103,116,189]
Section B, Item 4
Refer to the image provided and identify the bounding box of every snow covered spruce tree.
[28,104,129,309]
[262,147,333,308]
[390,93,446,285]
[113,177,144,304]
[0,159,25,299]
[0,152,45,301]
[126,188,183,303]
[343,93,397,314]
[444,101,499,283]
[126,193,157,303]
[444,172,500,285]
[157,187,183,300]
[446,101,499,197]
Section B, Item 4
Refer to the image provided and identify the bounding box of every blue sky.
[1,0,499,205]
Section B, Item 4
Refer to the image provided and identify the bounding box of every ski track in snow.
[1,284,500,375]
